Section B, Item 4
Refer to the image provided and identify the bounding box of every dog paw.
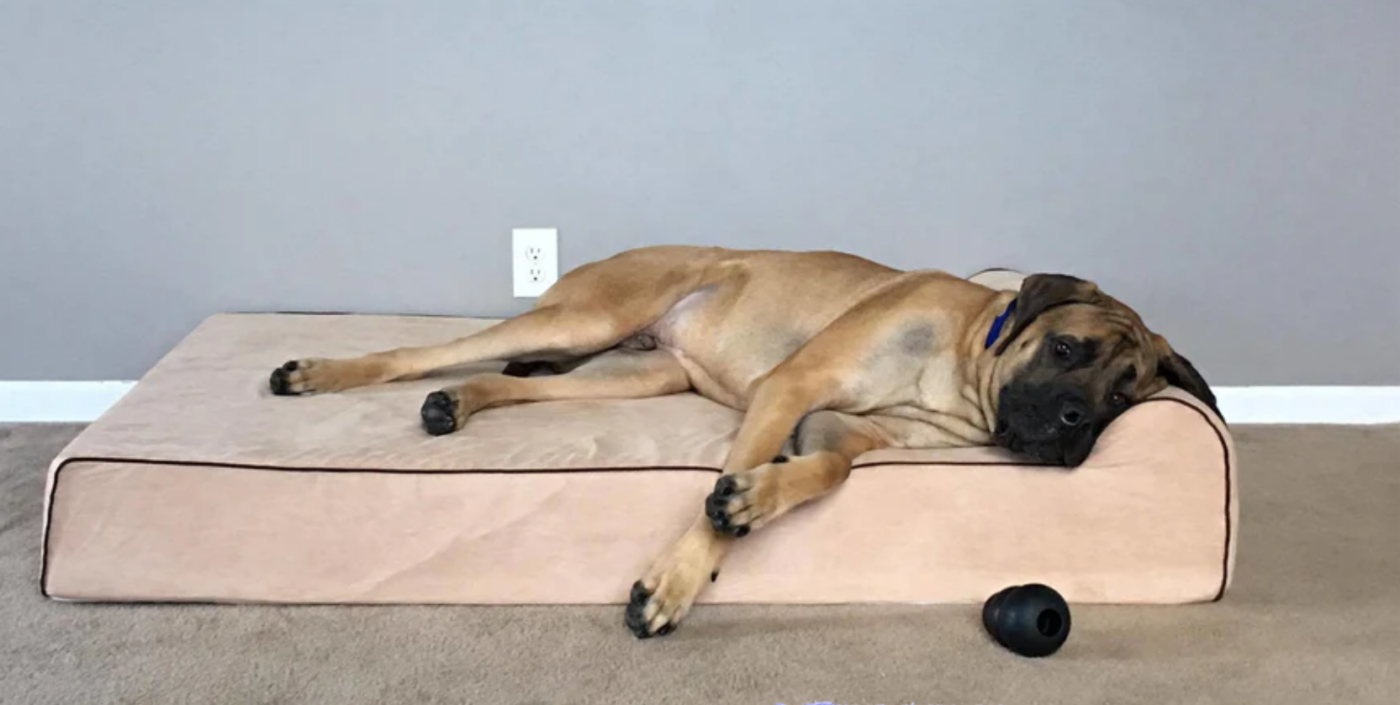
[625,534,718,638]
[624,570,706,639]
[420,389,463,436]
[704,468,778,537]
[624,581,677,639]
[269,359,334,395]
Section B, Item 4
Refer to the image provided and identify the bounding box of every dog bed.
[41,313,1236,605]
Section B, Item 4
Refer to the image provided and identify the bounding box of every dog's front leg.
[625,373,842,639]
[625,294,931,638]
[623,411,885,639]
[623,514,731,639]
[705,410,885,536]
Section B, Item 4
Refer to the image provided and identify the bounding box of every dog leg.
[418,348,690,435]
[269,304,648,395]
[626,372,844,638]
[626,410,888,639]
[623,512,732,639]
[269,248,718,396]
[705,411,883,536]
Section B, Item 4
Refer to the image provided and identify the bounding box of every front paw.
[704,466,779,537]
[624,581,677,639]
[625,527,722,639]
[625,567,712,639]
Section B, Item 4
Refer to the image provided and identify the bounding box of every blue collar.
[984,298,1018,350]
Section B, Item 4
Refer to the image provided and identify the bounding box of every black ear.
[1159,351,1224,422]
[994,274,1102,356]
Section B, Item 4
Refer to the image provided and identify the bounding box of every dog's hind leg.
[417,347,690,435]
[268,304,632,395]
[269,279,708,398]
[269,248,718,396]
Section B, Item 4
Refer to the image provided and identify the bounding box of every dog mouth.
[993,413,1096,467]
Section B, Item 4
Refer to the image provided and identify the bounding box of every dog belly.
[646,291,807,410]
[638,250,906,411]
[662,347,747,409]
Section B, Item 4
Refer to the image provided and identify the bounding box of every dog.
[267,246,1220,638]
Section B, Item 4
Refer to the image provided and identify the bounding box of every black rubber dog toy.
[982,583,1071,657]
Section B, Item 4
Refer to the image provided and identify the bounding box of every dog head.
[989,274,1220,467]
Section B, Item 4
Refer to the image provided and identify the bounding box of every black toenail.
[625,581,655,639]
[282,360,299,372]
[655,623,675,636]
[705,493,725,517]
[772,454,789,463]
[269,368,291,395]
[627,619,652,639]
[710,571,719,582]
[715,476,736,496]
[706,477,758,536]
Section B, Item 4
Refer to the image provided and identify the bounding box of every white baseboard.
[1213,387,1400,425]
[0,382,1398,425]
[0,382,137,423]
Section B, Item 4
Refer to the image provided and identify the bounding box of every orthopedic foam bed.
[42,313,1237,605]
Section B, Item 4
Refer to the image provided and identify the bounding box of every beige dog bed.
[42,312,1236,605]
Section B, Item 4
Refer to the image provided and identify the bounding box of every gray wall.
[3,1,1397,383]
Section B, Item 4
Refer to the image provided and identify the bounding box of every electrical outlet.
[512,228,559,298]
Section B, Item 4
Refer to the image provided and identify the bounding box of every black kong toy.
[982,583,1072,657]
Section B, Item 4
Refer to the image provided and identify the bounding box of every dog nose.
[1058,399,1087,428]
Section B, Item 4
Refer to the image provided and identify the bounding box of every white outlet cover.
[512,228,559,298]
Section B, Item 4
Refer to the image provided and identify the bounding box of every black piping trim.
[850,460,1054,469]
[48,457,727,477]
[40,397,1232,601]
[1174,400,1235,602]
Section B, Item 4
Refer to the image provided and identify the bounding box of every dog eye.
[1053,340,1074,361]
[1109,392,1129,407]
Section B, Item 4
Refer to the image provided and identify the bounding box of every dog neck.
[983,297,1018,351]
[964,291,1020,433]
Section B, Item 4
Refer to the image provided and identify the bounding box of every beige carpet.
[3,423,1398,704]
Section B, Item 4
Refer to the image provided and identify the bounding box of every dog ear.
[1157,347,1224,422]
[994,274,1102,355]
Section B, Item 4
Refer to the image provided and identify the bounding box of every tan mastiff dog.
[268,246,1220,638]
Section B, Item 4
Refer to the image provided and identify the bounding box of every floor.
[3,423,1398,705]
